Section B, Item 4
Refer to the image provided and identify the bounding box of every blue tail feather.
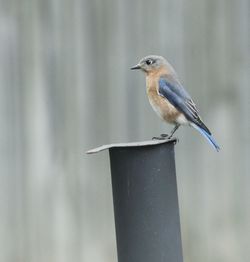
[191,123,220,152]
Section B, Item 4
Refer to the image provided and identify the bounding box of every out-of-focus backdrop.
[0,0,249,261]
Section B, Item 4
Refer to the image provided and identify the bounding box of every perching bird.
[131,55,220,151]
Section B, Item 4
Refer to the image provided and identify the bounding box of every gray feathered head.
[131,55,176,75]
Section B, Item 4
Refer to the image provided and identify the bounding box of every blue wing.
[158,75,211,135]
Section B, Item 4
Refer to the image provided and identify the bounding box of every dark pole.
[87,139,183,262]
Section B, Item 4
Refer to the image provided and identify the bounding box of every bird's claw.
[152,134,169,140]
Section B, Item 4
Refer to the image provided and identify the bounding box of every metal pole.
[87,139,183,262]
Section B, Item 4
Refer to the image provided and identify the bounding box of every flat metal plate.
[86,138,177,154]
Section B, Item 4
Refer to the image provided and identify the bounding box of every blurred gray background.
[0,0,249,261]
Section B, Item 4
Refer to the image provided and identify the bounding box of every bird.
[131,55,220,151]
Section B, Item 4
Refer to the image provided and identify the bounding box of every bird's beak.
[130,64,141,70]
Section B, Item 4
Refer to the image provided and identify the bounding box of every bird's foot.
[152,133,169,140]
[160,133,169,138]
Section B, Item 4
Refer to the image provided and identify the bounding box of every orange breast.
[146,74,180,124]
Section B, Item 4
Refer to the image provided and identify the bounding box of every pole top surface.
[86,138,177,154]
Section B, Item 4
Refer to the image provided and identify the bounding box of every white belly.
[176,114,189,125]
[149,99,165,120]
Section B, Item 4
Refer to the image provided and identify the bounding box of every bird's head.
[131,55,170,74]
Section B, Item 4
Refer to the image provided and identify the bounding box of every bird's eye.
[146,59,153,65]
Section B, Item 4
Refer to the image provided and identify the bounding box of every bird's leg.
[168,124,180,139]
[152,124,180,140]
